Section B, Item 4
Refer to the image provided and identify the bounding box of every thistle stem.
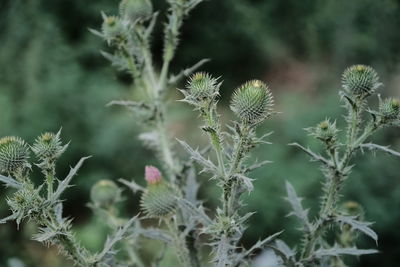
[165,218,192,267]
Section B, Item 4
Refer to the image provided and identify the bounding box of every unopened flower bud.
[91,180,120,208]
[101,15,125,44]
[342,65,381,98]
[230,80,273,124]
[309,119,338,147]
[119,0,153,23]
[32,131,66,162]
[186,72,220,101]
[379,97,400,122]
[141,166,178,218]
[0,136,30,174]
[145,165,162,184]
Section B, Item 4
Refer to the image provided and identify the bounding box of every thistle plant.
[0,131,139,266]
[281,65,400,267]
[1,0,399,266]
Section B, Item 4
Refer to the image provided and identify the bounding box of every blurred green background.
[1,0,400,266]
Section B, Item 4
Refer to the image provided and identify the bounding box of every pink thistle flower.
[145,165,162,184]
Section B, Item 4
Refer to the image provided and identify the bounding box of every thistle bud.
[32,131,66,162]
[140,166,178,218]
[342,201,363,216]
[309,119,338,148]
[91,180,120,208]
[145,165,162,184]
[341,65,381,98]
[379,97,400,122]
[230,80,273,124]
[0,136,30,174]
[119,0,153,23]
[186,72,220,101]
[101,15,125,44]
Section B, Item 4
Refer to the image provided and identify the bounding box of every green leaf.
[51,156,91,202]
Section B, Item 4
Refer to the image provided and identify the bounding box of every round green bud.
[91,180,120,208]
[186,72,219,101]
[32,132,64,161]
[140,182,179,218]
[0,136,30,174]
[379,98,400,122]
[342,65,380,98]
[230,80,273,124]
[119,0,153,22]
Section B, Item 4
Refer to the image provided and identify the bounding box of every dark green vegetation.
[0,0,399,266]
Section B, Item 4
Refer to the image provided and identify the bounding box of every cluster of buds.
[308,119,339,148]
[341,65,381,100]
[90,180,121,209]
[140,166,179,218]
[230,80,274,125]
[0,136,30,176]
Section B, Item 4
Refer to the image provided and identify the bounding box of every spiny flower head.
[379,97,400,122]
[186,72,220,101]
[101,15,125,44]
[91,180,120,208]
[119,0,153,23]
[342,65,381,98]
[141,166,179,218]
[0,136,30,174]
[32,131,67,162]
[230,80,273,124]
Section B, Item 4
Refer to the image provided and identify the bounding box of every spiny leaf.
[336,215,378,244]
[0,174,22,189]
[314,245,378,258]
[119,178,145,193]
[359,143,400,158]
[0,213,19,224]
[285,181,311,232]
[289,143,333,168]
[95,216,137,262]
[51,156,91,202]
[177,139,219,176]
[234,173,254,192]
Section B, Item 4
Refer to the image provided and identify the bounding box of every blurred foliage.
[0,0,400,266]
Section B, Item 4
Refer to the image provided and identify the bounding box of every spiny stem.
[165,218,192,267]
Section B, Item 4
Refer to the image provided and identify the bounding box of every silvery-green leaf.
[360,143,400,158]
[336,215,378,244]
[285,181,311,232]
[0,213,19,224]
[0,174,22,189]
[314,244,378,258]
[177,139,219,176]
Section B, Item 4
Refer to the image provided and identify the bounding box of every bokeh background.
[1,0,400,266]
